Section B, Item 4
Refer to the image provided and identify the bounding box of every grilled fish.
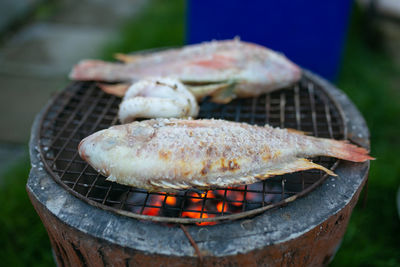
[78,119,373,191]
[118,77,198,123]
[70,39,301,103]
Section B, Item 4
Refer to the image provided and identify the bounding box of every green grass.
[0,155,53,266]
[330,8,400,267]
[1,1,399,266]
[102,0,185,60]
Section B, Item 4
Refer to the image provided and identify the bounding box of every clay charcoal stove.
[27,70,371,266]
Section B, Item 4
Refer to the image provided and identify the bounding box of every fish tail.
[324,139,374,162]
[97,83,131,97]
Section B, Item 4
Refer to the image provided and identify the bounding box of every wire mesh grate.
[38,74,346,224]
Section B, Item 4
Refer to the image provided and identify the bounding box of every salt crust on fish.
[78,119,373,192]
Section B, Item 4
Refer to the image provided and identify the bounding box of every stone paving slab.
[0,0,145,144]
[0,0,146,186]
[0,22,115,78]
[0,74,66,143]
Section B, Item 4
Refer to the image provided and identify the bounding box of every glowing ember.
[142,207,159,216]
[123,181,284,226]
[188,192,203,203]
[182,205,216,226]
[142,194,164,216]
[226,189,244,206]
[165,194,176,206]
[216,202,228,213]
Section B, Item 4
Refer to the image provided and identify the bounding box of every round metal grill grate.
[38,72,347,224]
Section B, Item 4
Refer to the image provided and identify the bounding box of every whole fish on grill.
[78,119,373,192]
[70,39,301,103]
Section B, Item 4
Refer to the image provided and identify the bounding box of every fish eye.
[130,125,155,141]
[101,137,118,150]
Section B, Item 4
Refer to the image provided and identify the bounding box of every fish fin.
[210,82,237,104]
[256,158,337,179]
[148,180,188,192]
[286,128,310,135]
[324,139,375,162]
[106,175,116,182]
[186,82,231,100]
[114,53,143,63]
[97,83,131,97]
[69,59,111,81]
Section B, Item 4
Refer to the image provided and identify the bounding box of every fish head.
[78,122,156,174]
[78,128,122,173]
[241,53,301,87]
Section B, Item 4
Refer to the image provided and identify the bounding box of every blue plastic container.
[187,1,353,81]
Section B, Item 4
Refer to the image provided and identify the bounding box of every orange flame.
[165,195,176,206]
[142,194,164,216]
[216,202,228,213]
[182,204,216,226]
[215,189,226,196]
[188,192,203,203]
[142,207,160,216]
[188,191,215,202]
[226,190,244,206]
[139,186,263,226]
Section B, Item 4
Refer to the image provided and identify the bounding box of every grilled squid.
[118,77,198,123]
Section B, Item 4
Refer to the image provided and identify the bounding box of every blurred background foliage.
[0,0,399,266]
[332,6,400,266]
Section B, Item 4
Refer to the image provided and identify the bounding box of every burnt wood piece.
[27,70,371,266]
